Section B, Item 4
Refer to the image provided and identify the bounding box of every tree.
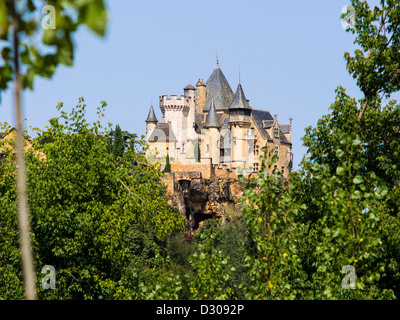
[0,99,185,299]
[0,0,108,300]
[239,147,304,299]
[234,0,400,299]
[343,0,400,120]
[287,0,400,299]
[194,138,201,162]
[163,154,171,173]
[112,124,125,159]
[186,232,235,300]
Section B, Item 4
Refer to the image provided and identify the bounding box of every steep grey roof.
[195,113,205,124]
[204,100,221,128]
[195,113,205,133]
[280,124,290,134]
[251,109,291,144]
[148,123,177,142]
[229,83,251,110]
[145,105,158,123]
[279,129,290,144]
[203,66,234,112]
[205,112,223,124]
[221,117,230,129]
[251,109,274,141]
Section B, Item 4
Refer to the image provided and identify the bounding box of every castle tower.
[184,84,196,161]
[184,84,196,139]
[145,105,158,140]
[204,99,221,165]
[229,83,252,166]
[159,93,186,154]
[195,79,206,113]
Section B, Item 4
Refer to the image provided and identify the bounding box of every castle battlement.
[160,94,188,109]
[160,94,185,102]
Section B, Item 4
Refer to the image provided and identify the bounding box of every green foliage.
[112,124,125,159]
[194,138,200,162]
[2,0,400,301]
[291,139,396,299]
[239,147,305,299]
[0,99,184,299]
[0,0,108,96]
[193,219,251,299]
[163,154,171,173]
[186,232,235,300]
[344,0,400,101]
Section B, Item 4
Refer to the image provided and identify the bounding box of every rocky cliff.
[163,173,244,230]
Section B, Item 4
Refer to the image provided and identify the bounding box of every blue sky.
[0,0,366,170]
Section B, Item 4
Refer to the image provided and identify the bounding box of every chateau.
[145,61,293,179]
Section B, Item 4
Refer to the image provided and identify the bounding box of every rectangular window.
[281,166,285,177]
[253,162,259,172]
[274,127,279,138]
[206,144,209,153]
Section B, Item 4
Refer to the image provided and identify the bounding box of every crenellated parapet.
[159,94,190,115]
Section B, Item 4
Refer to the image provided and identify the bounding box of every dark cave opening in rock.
[191,211,213,230]
[178,179,191,191]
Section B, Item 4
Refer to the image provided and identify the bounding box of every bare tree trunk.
[11,1,37,300]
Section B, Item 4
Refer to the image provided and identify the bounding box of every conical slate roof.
[221,117,230,129]
[203,65,234,112]
[145,105,158,123]
[184,84,195,90]
[204,99,221,128]
[229,83,251,110]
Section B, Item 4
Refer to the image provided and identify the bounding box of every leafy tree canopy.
[0,98,184,299]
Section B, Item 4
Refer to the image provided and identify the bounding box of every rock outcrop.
[163,173,244,230]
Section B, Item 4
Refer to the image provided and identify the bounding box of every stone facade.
[145,62,293,179]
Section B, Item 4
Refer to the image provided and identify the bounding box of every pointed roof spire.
[216,50,219,68]
[205,98,221,128]
[203,64,234,112]
[145,105,158,123]
[229,83,251,110]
